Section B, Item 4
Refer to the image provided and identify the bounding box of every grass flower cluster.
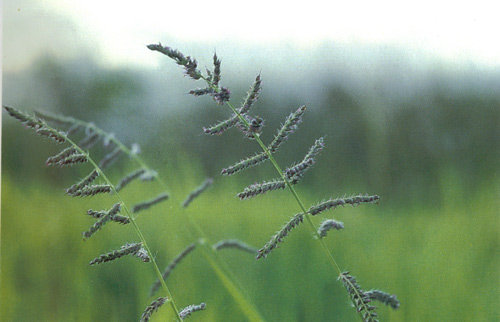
[4,42,400,321]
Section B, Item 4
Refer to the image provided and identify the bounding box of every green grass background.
[2,155,498,321]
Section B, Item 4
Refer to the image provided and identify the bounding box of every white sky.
[4,0,500,71]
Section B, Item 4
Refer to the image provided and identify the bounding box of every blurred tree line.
[3,55,499,209]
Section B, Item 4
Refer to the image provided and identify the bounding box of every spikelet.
[179,303,206,320]
[115,168,146,192]
[213,239,257,254]
[338,272,379,322]
[35,127,66,143]
[203,74,261,134]
[89,242,143,265]
[238,179,286,200]
[69,184,112,197]
[317,219,344,238]
[284,137,324,182]
[46,146,79,166]
[256,213,304,259]
[140,297,168,322]
[3,105,45,130]
[268,105,306,153]
[182,178,213,208]
[86,203,129,224]
[366,290,400,310]
[221,152,269,176]
[147,43,202,80]
[308,195,380,216]
[131,192,169,213]
[57,154,88,167]
[212,52,221,86]
[150,244,196,296]
[66,169,99,195]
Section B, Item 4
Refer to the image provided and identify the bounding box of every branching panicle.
[99,146,122,169]
[68,184,112,197]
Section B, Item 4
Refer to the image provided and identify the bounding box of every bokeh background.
[2,1,499,321]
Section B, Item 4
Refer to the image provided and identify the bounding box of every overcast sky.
[4,0,500,72]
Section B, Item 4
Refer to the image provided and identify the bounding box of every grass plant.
[3,43,401,321]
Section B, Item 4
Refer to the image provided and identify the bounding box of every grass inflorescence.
[148,43,400,321]
[4,42,400,322]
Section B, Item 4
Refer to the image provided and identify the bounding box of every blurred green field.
[2,159,498,321]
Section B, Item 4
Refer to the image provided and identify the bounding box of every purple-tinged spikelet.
[339,272,379,322]
[203,116,239,135]
[150,243,196,296]
[36,127,66,143]
[69,184,112,197]
[256,213,304,259]
[189,87,214,97]
[213,239,257,254]
[3,105,46,131]
[66,169,99,195]
[237,115,264,139]
[238,179,286,200]
[213,52,221,86]
[213,87,231,105]
[221,152,269,176]
[98,146,122,169]
[115,168,146,192]
[308,195,380,216]
[132,192,169,213]
[140,297,168,322]
[147,43,202,80]
[58,154,88,167]
[240,74,261,115]
[89,242,143,265]
[182,178,213,208]
[179,303,206,320]
[284,137,324,182]
[87,203,129,224]
[366,290,400,310]
[83,211,113,239]
[318,219,344,238]
[268,105,306,153]
[46,146,79,166]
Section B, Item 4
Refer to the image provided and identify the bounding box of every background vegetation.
[2,47,499,321]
